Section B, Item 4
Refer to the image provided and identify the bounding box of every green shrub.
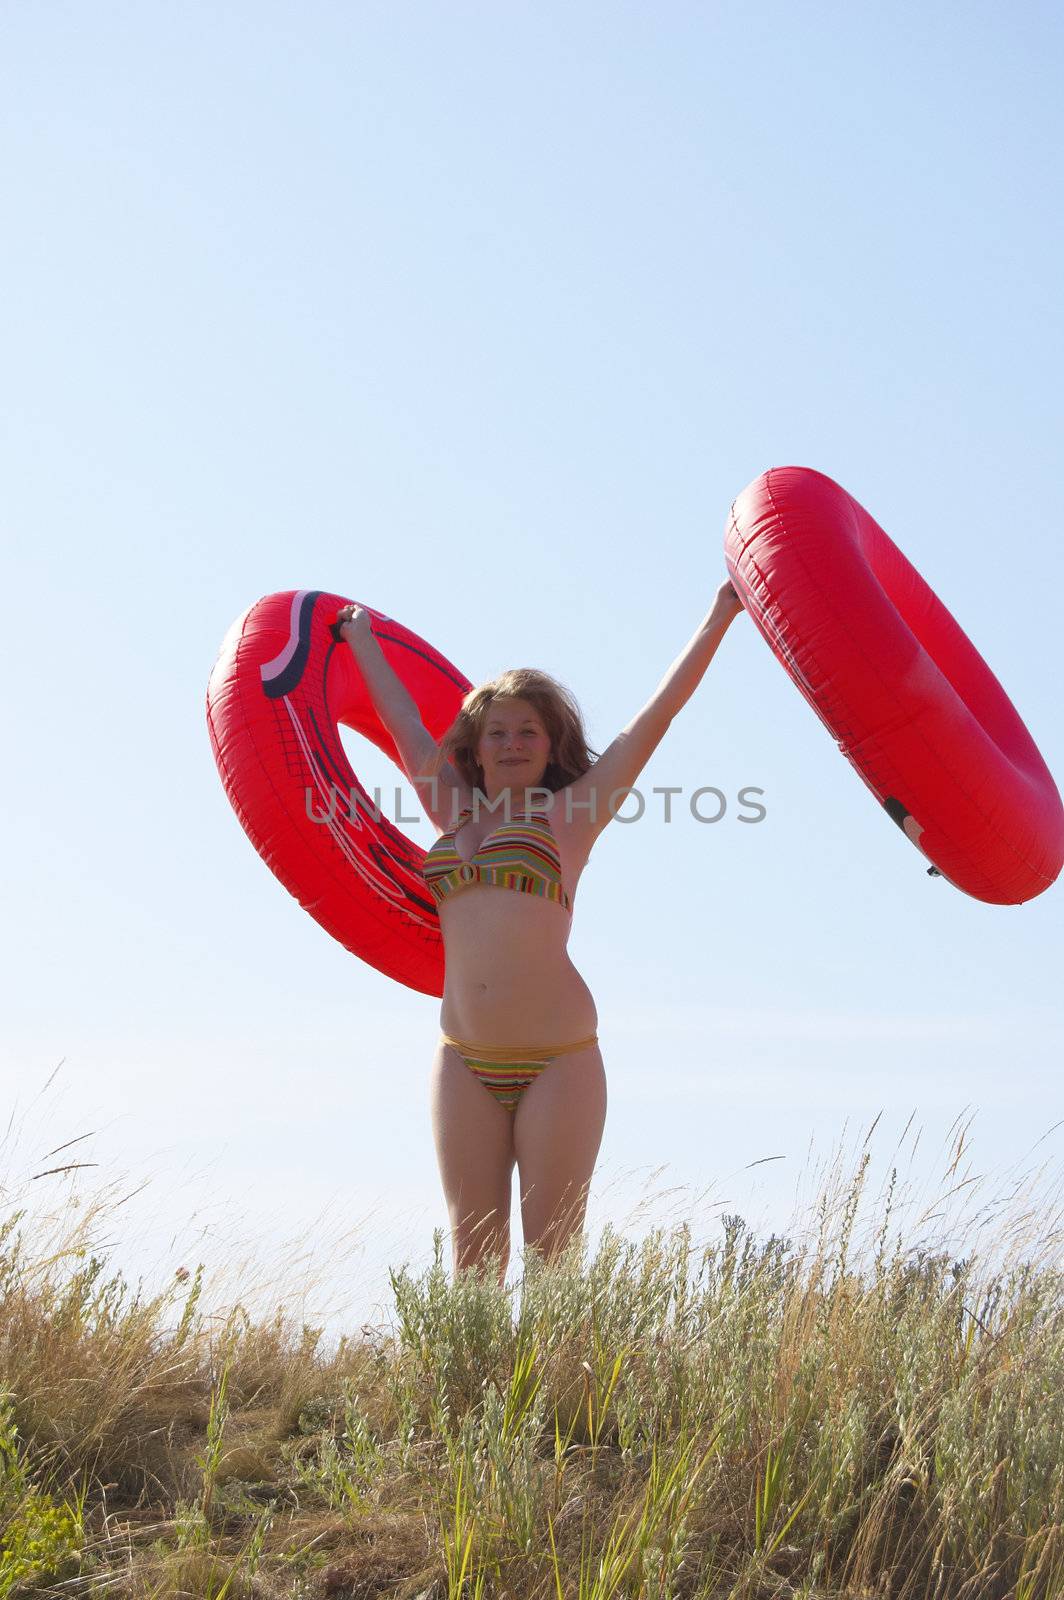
[0,1394,82,1594]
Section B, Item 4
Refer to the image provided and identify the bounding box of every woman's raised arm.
[336,604,465,824]
[555,580,744,843]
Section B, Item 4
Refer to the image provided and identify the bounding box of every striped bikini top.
[422,805,572,914]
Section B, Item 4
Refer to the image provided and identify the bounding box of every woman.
[337,579,744,1284]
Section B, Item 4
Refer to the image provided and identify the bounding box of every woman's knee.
[453,1231,510,1285]
[520,1173,592,1253]
[449,1187,512,1251]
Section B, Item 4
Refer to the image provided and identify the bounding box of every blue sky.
[3,2,1062,1335]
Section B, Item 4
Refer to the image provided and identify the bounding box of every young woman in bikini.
[336,579,744,1284]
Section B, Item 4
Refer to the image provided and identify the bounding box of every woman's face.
[474,697,552,793]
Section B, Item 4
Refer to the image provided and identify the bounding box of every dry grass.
[2,1100,1063,1600]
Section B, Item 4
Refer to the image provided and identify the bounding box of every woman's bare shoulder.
[417,775,476,836]
[542,786,596,869]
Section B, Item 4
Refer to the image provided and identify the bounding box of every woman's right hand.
[336,602,373,647]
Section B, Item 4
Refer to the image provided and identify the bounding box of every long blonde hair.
[428,668,598,792]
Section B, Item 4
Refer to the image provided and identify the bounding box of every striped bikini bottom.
[439,1032,600,1111]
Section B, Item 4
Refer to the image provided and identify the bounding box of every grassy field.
[2,1115,1063,1599]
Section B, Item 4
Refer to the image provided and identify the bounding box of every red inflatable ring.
[206,591,470,994]
[724,467,1063,905]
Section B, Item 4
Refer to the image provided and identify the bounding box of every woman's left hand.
[713,577,745,622]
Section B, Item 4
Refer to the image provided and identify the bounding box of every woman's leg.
[513,1042,607,1267]
[430,1039,516,1284]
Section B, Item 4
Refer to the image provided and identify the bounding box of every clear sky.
[3,1,1062,1336]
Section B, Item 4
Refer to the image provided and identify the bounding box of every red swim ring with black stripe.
[724,467,1063,905]
[206,591,469,994]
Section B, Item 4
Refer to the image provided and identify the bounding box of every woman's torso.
[423,790,598,1044]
